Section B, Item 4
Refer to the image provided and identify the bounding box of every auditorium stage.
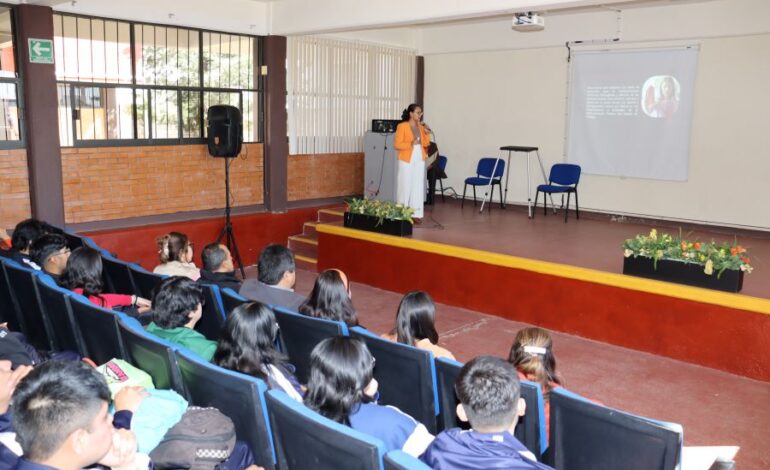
[406,199,769,299]
[316,199,770,382]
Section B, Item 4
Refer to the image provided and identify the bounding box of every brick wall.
[0,149,31,229]
[61,143,264,224]
[287,152,363,201]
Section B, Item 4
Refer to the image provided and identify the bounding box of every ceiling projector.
[512,12,544,32]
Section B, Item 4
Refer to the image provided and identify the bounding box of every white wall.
[422,0,770,229]
[49,0,270,36]
[316,27,419,50]
[267,0,633,36]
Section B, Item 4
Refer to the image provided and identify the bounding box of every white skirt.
[397,144,425,218]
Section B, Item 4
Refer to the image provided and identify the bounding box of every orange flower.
[730,247,738,256]
[680,242,687,251]
[737,245,746,254]
[693,242,701,250]
[741,256,750,264]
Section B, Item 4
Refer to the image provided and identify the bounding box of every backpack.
[149,406,236,470]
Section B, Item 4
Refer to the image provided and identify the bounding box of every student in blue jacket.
[304,336,434,457]
[421,356,555,470]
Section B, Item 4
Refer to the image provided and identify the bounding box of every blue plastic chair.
[534,163,581,222]
[462,158,505,209]
[36,274,88,355]
[118,315,186,394]
[0,258,26,334]
[197,283,227,341]
[3,261,56,351]
[128,264,167,300]
[434,357,547,457]
[265,389,386,470]
[176,349,278,470]
[429,155,448,203]
[273,306,349,383]
[545,387,682,470]
[68,294,127,364]
[351,326,439,434]
[221,287,249,316]
[101,253,138,295]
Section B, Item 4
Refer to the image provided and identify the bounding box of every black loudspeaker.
[372,119,401,133]
[207,105,243,158]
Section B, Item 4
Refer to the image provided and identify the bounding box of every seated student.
[145,276,217,361]
[4,360,144,470]
[239,244,304,311]
[29,233,71,284]
[60,247,151,312]
[298,269,359,327]
[421,356,554,469]
[304,337,433,457]
[213,302,303,401]
[153,232,200,280]
[508,327,563,442]
[382,291,455,360]
[2,219,46,269]
[199,242,242,291]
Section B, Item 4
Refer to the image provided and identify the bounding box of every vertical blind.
[287,37,416,155]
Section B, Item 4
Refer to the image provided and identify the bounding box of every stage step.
[287,206,346,273]
[288,234,318,260]
[317,208,345,223]
[295,254,317,271]
[302,221,319,240]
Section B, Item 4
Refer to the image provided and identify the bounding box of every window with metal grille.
[53,14,262,147]
[0,7,22,148]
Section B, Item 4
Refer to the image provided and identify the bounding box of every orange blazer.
[394,121,430,163]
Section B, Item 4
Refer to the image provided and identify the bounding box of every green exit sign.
[28,38,54,64]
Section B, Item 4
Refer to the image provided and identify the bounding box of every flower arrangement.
[623,229,752,277]
[346,198,414,226]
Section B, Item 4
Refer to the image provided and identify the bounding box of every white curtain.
[287,36,416,154]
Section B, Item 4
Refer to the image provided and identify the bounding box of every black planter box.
[343,212,412,237]
[623,256,744,293]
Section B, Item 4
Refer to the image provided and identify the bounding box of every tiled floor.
[292,268,770,469]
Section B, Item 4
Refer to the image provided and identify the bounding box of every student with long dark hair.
[298,269,358,327]
[213,302,303,401]
[304,337,434,457]
[383,291,455,360]
[61,247,151,311]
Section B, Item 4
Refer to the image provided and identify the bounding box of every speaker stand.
[217,156,246,279]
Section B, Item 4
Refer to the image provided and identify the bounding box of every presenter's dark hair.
[202,242,227,271]
[298,269,358,327]
[152,276,204,328]
[11,218,46,251]
[456,356,520,430]
[395,291,439,346]
[401,103,422,121]
[258,244,295,285]
[213,302,287,381]
[11,360,110,461]
[30,233,68,267]
[60,246,104,296]
[304,336,374,424]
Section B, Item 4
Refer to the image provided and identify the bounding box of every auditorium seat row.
[0,229,686,470]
